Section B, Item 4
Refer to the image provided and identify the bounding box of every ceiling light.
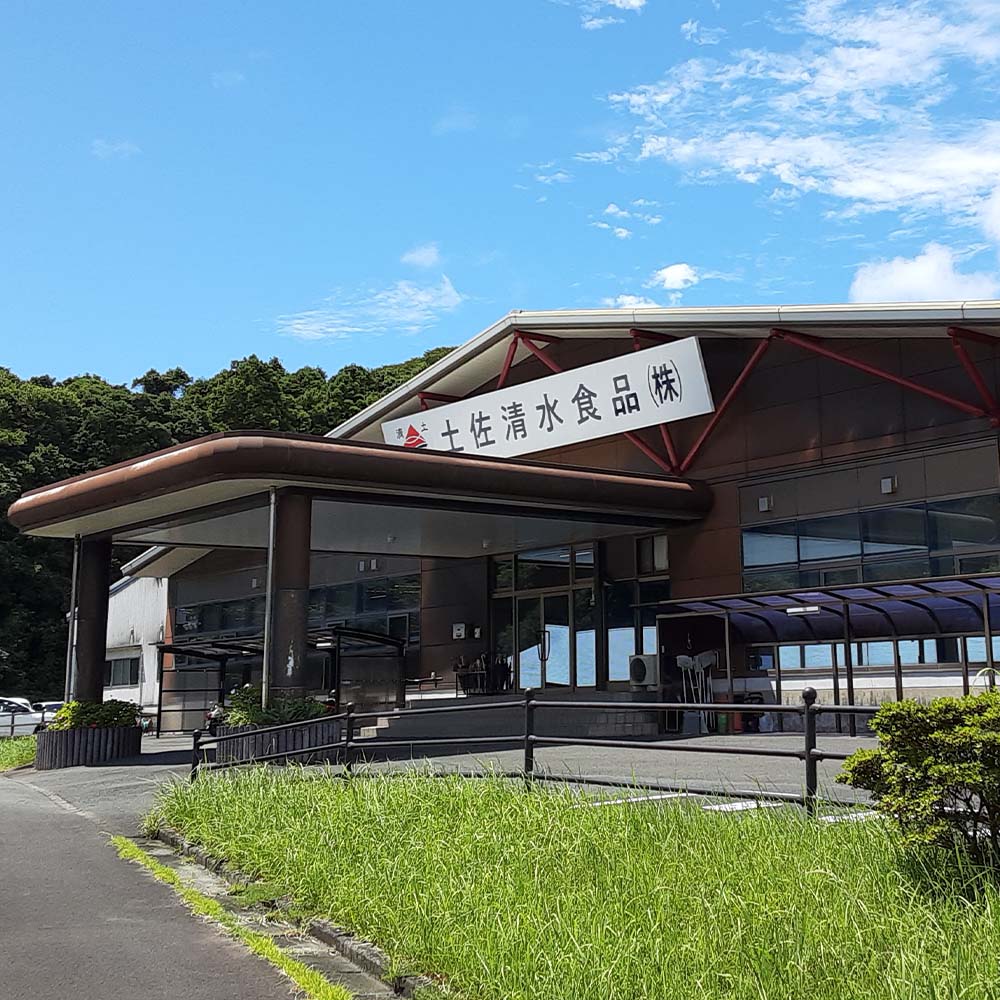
[786,605,820,616]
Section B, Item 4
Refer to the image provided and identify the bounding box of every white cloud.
[981,188,1000,243]
[680,19,726,45]
[91,138,140,159]
[604,202,631,217]
[601,294,661,308]
[573,0,644,30]
[401,242,441,268]
[536,169,572,184]
[582,15,622,30]
[591,221,631,239]
[632,198,659,207]
[278,275,465,340]
[848,243,999,302]
[432,107,477,135]
[594,0,1000,247]
[646,263,701,290]
[607,0,645,9]
[211,70,245,89]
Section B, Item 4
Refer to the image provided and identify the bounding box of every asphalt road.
[0,770,296,1000]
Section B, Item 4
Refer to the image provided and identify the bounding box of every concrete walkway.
[0,771,299,1000]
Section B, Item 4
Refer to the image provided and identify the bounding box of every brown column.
[74,537,112,703]
[266,491,312,700]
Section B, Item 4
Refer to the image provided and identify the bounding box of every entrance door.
[515,594,571,689]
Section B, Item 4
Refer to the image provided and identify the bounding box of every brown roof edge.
[7,432,713,536]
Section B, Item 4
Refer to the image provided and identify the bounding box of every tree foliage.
[0,347,451,699]
[839,692,1000,864]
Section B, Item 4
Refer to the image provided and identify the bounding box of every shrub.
[225,684,326,727]
[0,735,36,771]
[47,699,141,731]
[838,690,1000,862]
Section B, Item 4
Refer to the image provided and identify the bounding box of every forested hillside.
[0,347,451,699]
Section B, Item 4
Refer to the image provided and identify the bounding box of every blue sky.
[5,0,1000,383]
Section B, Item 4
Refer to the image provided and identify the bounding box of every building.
[11,302,1000,734]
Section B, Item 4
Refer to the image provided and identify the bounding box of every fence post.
[802,688,818,815]
[190,729,202,782]
[343,703,355,776]
[523,687,535,785]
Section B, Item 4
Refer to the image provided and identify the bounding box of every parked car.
[0,698,47,737]
[32,701,63,721]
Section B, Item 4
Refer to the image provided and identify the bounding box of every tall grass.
[155,769,1000,1000]
[0,735,36,771]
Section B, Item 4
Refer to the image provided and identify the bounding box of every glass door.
[543,594,571,688]
[517,596,543,689]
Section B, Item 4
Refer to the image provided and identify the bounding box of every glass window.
[798,514,861,563]
[199,604,222,633]
[747,647,775,671]
[898,640,920,665]
[862,506,928,556]
[490,556,514,592]
[778,646,802,670]
[639,579,671,653]
[862,558,930,583]
[928,495,1000,552]
[742,523,798,567]
[574,589,597,688]
[821,566,861,585]
[517,596,543,689]
[637,534,669,575]
[573,546,595,582]
[606,581,637,681]
[248,596,266,631]
[387,613,409,642]
[328,584,358,620]
[857,642,895,667]
[744,569,799,592]
[965,636,1000,664]
[543,594,571,687]
[959,552,1000,574]
[386,575,420,611]
[361,578,389,613]
[106,657,140,686]
[491,597,514,659]
[803,644,833,668]
[516,547,571,590]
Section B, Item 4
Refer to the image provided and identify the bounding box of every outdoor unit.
[628,653,659,689]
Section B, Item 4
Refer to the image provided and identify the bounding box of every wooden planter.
[215,718,342,766]
[36,726,142,770]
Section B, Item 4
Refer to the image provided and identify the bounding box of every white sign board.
[381,336,715,459]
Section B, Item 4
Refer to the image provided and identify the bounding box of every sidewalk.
[0,770,295,1000]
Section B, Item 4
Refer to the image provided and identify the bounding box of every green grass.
[153,768,1000,1000]
[111,836,351,1000]
[0,735,36,771]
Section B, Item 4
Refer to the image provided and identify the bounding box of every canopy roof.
[657,573,1000,644]
[7,431,711,559]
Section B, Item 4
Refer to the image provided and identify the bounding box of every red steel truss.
[414,324,1000,477]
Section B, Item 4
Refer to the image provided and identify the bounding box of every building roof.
[330,300,1000,442]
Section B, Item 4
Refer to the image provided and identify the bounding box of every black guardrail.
[190,687,877,813]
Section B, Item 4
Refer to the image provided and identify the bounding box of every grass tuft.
[111,835,351,1000]
[0,735,36,771]
[153,767,1000,1000]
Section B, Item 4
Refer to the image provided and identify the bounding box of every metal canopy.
[158,624,405,661]
[653,572,1000,644]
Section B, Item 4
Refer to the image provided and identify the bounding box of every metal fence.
[190,686,876,814]
[1,708,58,739]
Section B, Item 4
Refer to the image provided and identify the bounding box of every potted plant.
[35,699,143,770]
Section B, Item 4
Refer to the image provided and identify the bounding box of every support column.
[74,537,112,703]
[264,491,312,702]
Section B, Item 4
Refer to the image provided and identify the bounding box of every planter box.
[214,718,342,766]
[36,726,142,770]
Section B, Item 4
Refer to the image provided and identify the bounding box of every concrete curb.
[154,825,436,998]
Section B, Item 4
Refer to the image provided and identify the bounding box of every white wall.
[102,576,168,713]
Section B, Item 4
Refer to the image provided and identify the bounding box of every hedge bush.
[47,699,141,730]
[225,684,327,727]
[838,691,1000,863]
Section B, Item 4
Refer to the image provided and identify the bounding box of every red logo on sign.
[403,425,427,449]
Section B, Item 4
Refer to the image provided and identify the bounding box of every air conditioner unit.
[629,654,659,689]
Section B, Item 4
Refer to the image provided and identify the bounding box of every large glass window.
[928,495,1000,552]
[517,596,543,689]
[104,656,140,687]
[862,505,928,556]
[639,579,671,653]
[491,597,514,660]
[742,523,798,567]
[798,514,861,562]
[606,581,637,680]
[543,594,571,687]
[637,534,669,575]
[490,556,514,592]
[516,547,572,590]
[574,589,597,688]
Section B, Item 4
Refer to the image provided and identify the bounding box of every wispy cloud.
[91,138,140,160]
[593,0,1000,251]
[849,243,999,302]
[536,169,573,184]
[646,263,701,291]
[211,70,246,89]
[431,106,477,135]
[278,275,465,340]
[601,293,661,308]
[401,242,441,268]
[591,221,632,239]
[601,201,662,225]
[680,19,726,45]
[565,0,645,30]
[582,16,622,30]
